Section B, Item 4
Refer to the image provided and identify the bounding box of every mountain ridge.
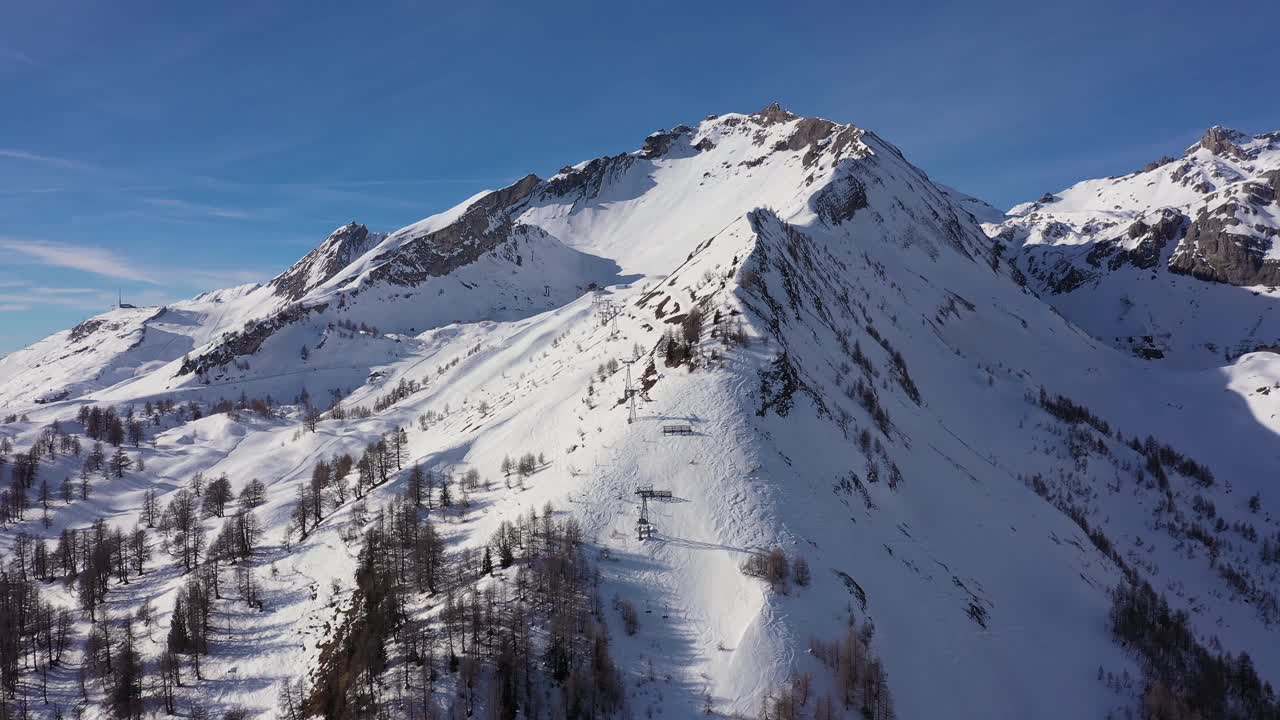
[1,106,1279,720]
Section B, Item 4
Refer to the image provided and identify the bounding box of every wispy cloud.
[0,237,157,283]
[141,196,256,220]
[0,48,38,67]
[0,304,30,312]
[30,286,100,296]
[0,239,264,299]
[287,178,506,188]
[0,148,99,173]
[0,291,108,311]
[0,186,64,196]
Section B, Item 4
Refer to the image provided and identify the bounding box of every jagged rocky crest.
[270,223,382,301]
[367,174,543,287]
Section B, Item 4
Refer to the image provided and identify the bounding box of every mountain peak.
[1187,125,1251,159]
[269,221,378,302]
[754,101,796,124]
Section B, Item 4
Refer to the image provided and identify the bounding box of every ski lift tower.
[622,359,638,423]
[592,293,622,335]
[634,485,674,540]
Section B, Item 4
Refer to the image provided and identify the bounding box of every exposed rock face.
[1013,247,1096,294]
[1048,263,1091,293]
[742,105,870,170]
[640,125,694,159]
[1189,126,1250,161]
[368,174,542,287]
[1169,203,1280,285]
[178,302,327,376]
[546,154,636,201]
[271,223,378,301]
[754,101,795,125]
[68,318,107,344]
[774,117,837,153]
[483,173,542,210]
[1085,209,1187,271]
[1247,170,1280,205]
[1127,211,1188,269]
[813,173,869,225]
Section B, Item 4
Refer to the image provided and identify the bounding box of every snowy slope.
[2,106,1279,720]
[939,183,1006,225]
[0,283,266,407]
[996,127,1280,366]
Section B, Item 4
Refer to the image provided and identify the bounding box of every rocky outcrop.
[810,126,870,169]
[1015,246,1100,295]
[1189,127,1250,161]
[1169,203,1280,285]
[1244,170,1280,206]
[754,101,795,125]
[68,318,107,344]
[546,154,635,201]
[773,117,837,153]
[746,106,869,170]
[483,173,542,211]
[640,125,694,159]
[1126,211,1187,269]
[1084,209,1187,271]
[368,175,541,287]
[271,223,378,302]
[178,302,328,376]
[813,173,869,225]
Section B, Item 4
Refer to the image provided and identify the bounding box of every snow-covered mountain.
[995,127,1280,365]
[2,105,1279,720]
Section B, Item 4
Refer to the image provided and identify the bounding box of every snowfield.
[2,106,1279,720]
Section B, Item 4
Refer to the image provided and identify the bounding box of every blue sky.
[2,0,1278,354]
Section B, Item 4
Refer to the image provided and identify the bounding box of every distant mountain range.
[994,126,1280,365]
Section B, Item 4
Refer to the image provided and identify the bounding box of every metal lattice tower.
[595,298,613,326]
[634,485,674,541]
[635,495,652,540]
[622,359,638,424]
[594,297,622,334]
